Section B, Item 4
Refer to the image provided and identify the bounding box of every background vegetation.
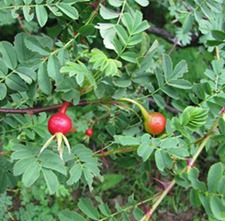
[0,0,225,220]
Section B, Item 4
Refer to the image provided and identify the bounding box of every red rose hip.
[86,128,93,137]
[48,101,72,135]
[144,112,166,135]
[48,113,72,135]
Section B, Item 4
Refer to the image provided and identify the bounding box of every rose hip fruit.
[48,101,72,135]
[86,128,93,137]
[144,112,166,135]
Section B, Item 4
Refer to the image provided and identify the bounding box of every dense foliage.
[0,0,225,220]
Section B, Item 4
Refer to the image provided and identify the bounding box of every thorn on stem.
[154,178,173,196]
[141,203,154,221]
[100,146,109,168]
[186,158,195,170]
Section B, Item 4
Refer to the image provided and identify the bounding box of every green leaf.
[190,189,201,207]
[168,79,192,89]
[76,72,84,86]
[47,55,63,84]
[172,60,188,80]
[0,157,18,193]
[115,24,129,45]
[120,52,138,63]
[166,148,189,158]
[134,0,149,7]
[133,22,149,35]
[13,158,36,176]
[210,196,225,220]
[59,209,86,221]
[160,137,179,149]
[11,146,33,160]
[0,41,17,70]
[42,168,59,194]
[98,174,124,191]
[78,198,100,220]
[114,135,140,146]
[217,176,225,195]
[199,193,212,216]
[95,197,111,217]
[41,156,67,175]
[207,162,223,193]
[207,40,223,46]
[108,0,122,7]
[211,30,225,41]
[23,0,33,3]
[14,33,36,63]
[72,144,103,190]
[90,48,121,76]
[137,141,154,161]
[128,33,142,46]
[154,150,172,171]
[38,63,52,94]
[183,13,194,34]
[16,67,36,84]
[153,94,166,109]
[35,5,48,27]
[95,23,116,50]
[133,207,145,220]
[83,168,94,191]
[155,68,164,87]
[0,83,7,100]
[25,36,51,56]
[163,54,173,82]
[0,58,8,77]
[57,3,79,19]
[79,24,95,36]
[181,106,208,130]
[22,6,34,22]
[67,163,83,185]
[48,5,62,16]
[22,163,41,187]
[188,168,207,191]
[79,62,96,89]
[161,85,179,100]
[99,5,119,20]
[122,13,133,34]
[5,73,28,91]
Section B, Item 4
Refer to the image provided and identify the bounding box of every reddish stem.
[58,101,70,114]
[0,100,119,115]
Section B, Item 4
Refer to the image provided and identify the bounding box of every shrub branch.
[139,112,221,221]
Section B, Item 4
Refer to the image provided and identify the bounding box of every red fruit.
[86,128,93,137]
[48,113,72,135]
[48,101,72,135]
[144,112,166,135]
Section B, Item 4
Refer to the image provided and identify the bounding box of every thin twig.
[148,98,180,114]
[0,100,119,115]
[147,26,200,47]
[168,38,179,55]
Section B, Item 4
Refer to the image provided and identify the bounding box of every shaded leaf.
[59,209,86,221]
[57,3,79,19]
[35,5,48,27]
[0,83,7,100]
[22,163,41,187]
[207,162,223,193]
[0,41,17,69]
[78,198,100,220]
[38,63,52,94]
[100,5,119,20]
[42,168,59,194]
